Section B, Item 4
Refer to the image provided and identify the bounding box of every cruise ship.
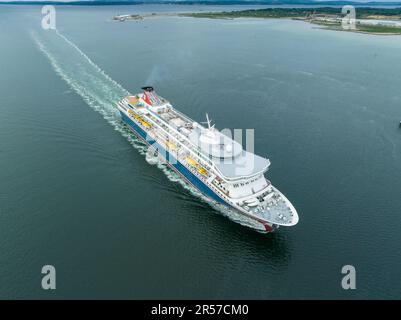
[117,87,299,232]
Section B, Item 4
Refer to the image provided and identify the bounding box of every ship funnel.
[141,86,154,92]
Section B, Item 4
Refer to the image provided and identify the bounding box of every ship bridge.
[188,124,270,180]
[191,126,243,159]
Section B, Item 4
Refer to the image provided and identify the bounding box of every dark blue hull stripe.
[120,112,227,205]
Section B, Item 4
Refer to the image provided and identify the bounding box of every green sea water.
[1,5,401,299]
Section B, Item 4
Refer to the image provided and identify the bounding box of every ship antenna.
[206,113,211,129]
[201,113,214,130]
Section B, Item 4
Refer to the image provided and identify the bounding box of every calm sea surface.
[1,5,401,299]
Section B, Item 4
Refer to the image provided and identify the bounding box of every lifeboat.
[140,120,152,128]
[166,141,177,151]
[128,111,152,128]
[197,167,208,176]
[128,109,136,117]
[185,157,198,167]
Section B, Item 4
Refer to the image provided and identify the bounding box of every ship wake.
[31,29,265,233]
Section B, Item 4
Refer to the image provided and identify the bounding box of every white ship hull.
[117,88,299,232]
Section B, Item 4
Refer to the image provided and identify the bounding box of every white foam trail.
[55,29,129,97]
[31,30,264,232]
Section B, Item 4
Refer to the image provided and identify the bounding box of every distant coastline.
[1,0,401,7]
[182,7,401,35]
[4,1,401,35]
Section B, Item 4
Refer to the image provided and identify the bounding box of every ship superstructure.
[117,87,299,232]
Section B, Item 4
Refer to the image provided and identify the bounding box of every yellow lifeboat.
[185,157,198,167]
[128,109,136,117]
[128,110,151,128]
[140,120,152,128]
[166,141,177,151]
[197,167,208,176]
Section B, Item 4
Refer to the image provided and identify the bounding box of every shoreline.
[112,12,401,35]
[180,7,401,35]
